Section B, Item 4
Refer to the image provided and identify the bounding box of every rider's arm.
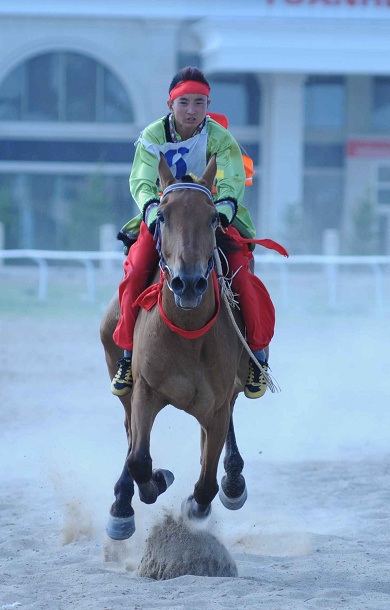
[207,120,256,240]
[207,120,246,204]
[129,120,166,210]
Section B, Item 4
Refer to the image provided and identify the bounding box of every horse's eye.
[211,213,219,226]
[157,211,165,224]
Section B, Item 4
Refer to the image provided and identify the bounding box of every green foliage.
[349,191,379,255]
[66,171,112,250]
[0,186,14,248]
[0,186,13,227]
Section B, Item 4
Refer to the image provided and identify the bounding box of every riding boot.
[244,349,268,399]
[111,350,133,396]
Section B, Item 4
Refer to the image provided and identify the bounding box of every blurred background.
[0,1,390,572]
[1,0,390,256]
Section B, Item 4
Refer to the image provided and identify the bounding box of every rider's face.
[168,93,210,138]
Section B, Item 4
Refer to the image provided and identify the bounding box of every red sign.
[347,140,390,158]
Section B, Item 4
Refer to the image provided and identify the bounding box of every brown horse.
[100,154,250,540]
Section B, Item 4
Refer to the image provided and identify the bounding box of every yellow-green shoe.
[244,360,268,399]
[111,357,133,396]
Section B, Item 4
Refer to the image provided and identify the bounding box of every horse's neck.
[161,277,216,332]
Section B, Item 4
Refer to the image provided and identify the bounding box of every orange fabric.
[242,155,255,186]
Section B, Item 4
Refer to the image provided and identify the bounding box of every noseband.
[154,183,216,290]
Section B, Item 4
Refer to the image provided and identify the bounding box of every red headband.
[169,80,210,101]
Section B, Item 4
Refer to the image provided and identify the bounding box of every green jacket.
[122,115,256,240]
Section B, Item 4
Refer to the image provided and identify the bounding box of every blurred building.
[1,0,390,253]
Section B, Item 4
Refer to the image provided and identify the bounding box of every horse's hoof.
[181,495,212,520]
[219,484,248,511]
[138,469,175,504]
[106,514,135,540]
[153,468,175,492]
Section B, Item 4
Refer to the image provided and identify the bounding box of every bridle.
[153,182,217,290]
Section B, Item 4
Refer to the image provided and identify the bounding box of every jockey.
[111,66,276,400]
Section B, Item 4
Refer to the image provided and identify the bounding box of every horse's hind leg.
[219,411,247,511]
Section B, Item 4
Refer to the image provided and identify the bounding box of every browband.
[160,182,214,202]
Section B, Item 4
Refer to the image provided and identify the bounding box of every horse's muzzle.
[170,273,208,309]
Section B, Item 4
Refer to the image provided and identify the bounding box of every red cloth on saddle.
[135,270,221,339]
[113,221,283,352]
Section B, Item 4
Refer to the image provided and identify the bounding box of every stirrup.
[111,357,133,397]
[244,359,268,399]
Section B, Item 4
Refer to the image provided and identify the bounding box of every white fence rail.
[1,249,390,314]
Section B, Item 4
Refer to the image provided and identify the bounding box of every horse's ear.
[198,154,217,192]
[158,153,177,191]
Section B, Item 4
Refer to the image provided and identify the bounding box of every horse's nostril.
[171,276,185,295]
[195,276,208,294]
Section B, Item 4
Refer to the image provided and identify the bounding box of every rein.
[143,180,283,391]
[154,182,216,290]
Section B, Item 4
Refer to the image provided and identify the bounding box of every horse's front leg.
[183,405,230,520]
[106,413,137,540]
[219,408,247,510]
[127,383,174,504]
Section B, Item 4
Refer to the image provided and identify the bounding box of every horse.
[100,154,252,540]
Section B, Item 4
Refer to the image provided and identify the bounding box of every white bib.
[136,126,208,180]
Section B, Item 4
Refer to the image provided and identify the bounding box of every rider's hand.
[142,199,160,234]
[215,198,237,227]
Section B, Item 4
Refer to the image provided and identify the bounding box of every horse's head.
[156,154,218,309]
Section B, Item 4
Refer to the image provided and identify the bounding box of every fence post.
[99,223,116,273]
[0,223,4,269]
[322,229,340,310]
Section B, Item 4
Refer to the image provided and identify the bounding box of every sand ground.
[0,266,389,609]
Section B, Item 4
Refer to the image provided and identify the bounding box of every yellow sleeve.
[129,119,166,210]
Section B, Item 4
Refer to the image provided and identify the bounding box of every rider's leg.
[111,222,159,396]
[225,228,275,399]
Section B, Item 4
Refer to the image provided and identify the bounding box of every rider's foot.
[111,357,133,396]
[244,358,268,399]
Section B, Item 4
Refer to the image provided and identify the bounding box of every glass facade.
[303,76,347,252]
[0,52,135,250]
[304,76,346,130]
[208,74,261,126]
[372,77,390,132]
[0,52,134,123]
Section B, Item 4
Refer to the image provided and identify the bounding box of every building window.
[207,74,260,126]
[372,77,390,132]
[1,172,135,250]
[304,76,346,131]
[0,52,134,123]
[303,172,344,252]
[377,165,390,206]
